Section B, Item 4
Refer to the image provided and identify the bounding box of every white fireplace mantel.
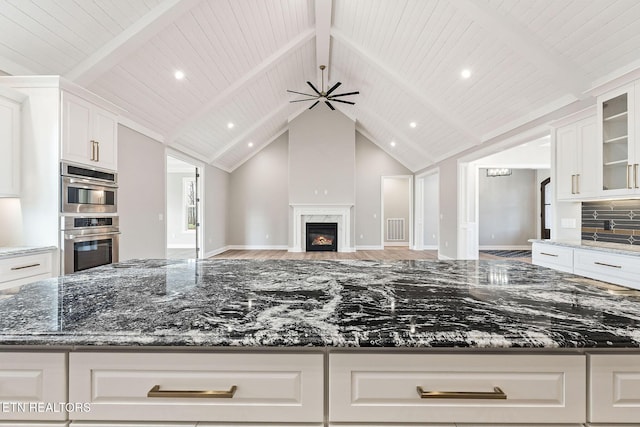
[290,204,354,252]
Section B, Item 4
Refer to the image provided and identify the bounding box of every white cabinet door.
[531,242,574,273]
[589,354,640,423]
[0,251,54,290]
[0,95,21,197]
[573,248,640,290]
[329,353,586,424]
[0,353,67,421]
[61,91,117,171]
[69,352,324,423]
[556,116,598,200]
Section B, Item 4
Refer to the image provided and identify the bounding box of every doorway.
[541,177,551,239]
[381,176,413,248]
[166,154,202,259]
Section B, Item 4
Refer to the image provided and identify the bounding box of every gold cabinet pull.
[571,174,575,194]
[96,141,100,162]
[575,173,580,194]
[147,385,237,398]
[628,164,633,189]
[416,386,507,400]
[635,164,639,189]
[540,252,558,257]
[594,261,622,269]
[10,263,41,271]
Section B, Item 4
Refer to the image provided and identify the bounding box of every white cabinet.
[0,89,23,197]
[0,352,67,422]
[329,353,586,424]
[556,115,599,200]
[597,83,640,196]
[0,250,54,291]
[69,352,324,423]
[573,248,640,290]
[532,241,574,273]
[61,90,117,171]
[589,354,640,424]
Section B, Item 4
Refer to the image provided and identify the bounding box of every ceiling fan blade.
[325,101,335,110]
[308,100,320,109]
[287,89,317,97]
[306,81,322,96]
[325,81,342,97]
[330,98,356,105]
[289,98,318,103]
[327,91,360,98]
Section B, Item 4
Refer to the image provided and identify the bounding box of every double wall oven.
[60,162,120,274]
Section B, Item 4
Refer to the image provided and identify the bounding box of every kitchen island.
[1,258,639,425]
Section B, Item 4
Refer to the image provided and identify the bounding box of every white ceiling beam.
[65,0,202,86]
[315,0,332,84]
[450,0,590,100]
[0,55,37,76]
[332,28,480,145]
[208,102,292,163]
[169,27,315,142]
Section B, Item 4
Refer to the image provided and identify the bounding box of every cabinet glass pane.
[602,93,629,190]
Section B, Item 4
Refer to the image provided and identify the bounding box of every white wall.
[203,163,229,256]
[422,173,439,249]
[478,169,537,248]
[355,133,412,248]
[0,198,23,246]
[288,108,355,205]
[437,158,459,259]
[118,125,166,260]
[228,132,289,248]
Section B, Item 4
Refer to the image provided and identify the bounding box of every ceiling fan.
[287,65,359,110]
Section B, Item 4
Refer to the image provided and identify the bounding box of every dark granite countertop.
[0,259,639,349]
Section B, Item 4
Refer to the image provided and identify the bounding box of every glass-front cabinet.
[597,83,639,196]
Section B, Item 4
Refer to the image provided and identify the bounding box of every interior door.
[541,177,551,239]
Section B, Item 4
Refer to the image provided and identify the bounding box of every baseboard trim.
[356,245,384,250]
[204,246,230,258]
[228,245,289,251]
[384,241,410,247]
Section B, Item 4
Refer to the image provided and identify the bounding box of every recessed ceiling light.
[390,141,396,147]
[227,122,234,129]
[409,121,417,128]
[174,70,185,80]
[461,69,471,79]
[248,142,254,147]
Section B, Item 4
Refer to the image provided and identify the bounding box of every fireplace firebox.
[305,222,338,252]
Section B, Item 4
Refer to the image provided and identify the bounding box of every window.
[183,177,197,232]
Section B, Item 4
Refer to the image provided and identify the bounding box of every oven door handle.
[66,177,119,188]
[65,231,121,240]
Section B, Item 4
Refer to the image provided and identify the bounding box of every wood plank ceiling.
[1,0,640,172]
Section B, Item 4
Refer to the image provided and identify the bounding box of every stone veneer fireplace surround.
[290,205,354,252]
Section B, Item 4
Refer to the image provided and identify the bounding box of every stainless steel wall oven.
[61,162,118,213]
[61,216,120,274]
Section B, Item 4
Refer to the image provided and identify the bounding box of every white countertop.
[529,239,640,257]
[0,246,57,260]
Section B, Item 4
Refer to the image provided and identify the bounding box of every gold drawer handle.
[540,252,559,257]
[10,263,41,271]
[147,385,237,398]
[417,386,507,400]
[594,261,622,269]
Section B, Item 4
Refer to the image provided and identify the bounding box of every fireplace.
[306,222,338,252]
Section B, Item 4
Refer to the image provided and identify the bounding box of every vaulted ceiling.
[2,0,640,172]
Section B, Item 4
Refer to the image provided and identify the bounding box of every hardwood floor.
[210,247,532,263]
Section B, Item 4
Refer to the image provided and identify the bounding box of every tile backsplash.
[582,200,640,245]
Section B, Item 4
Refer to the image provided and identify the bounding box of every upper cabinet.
[555,114,599,201]
[597,83,639,196]
[61,91,118,171]
[0,89,24,197]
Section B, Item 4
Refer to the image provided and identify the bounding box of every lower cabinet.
[0,250,54,291]
[329,353,586,424]
[0,352,67,422]
[68,352,324,424]
[532,242,574,273]
[589,354,640,424]
[573,249,640,290]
